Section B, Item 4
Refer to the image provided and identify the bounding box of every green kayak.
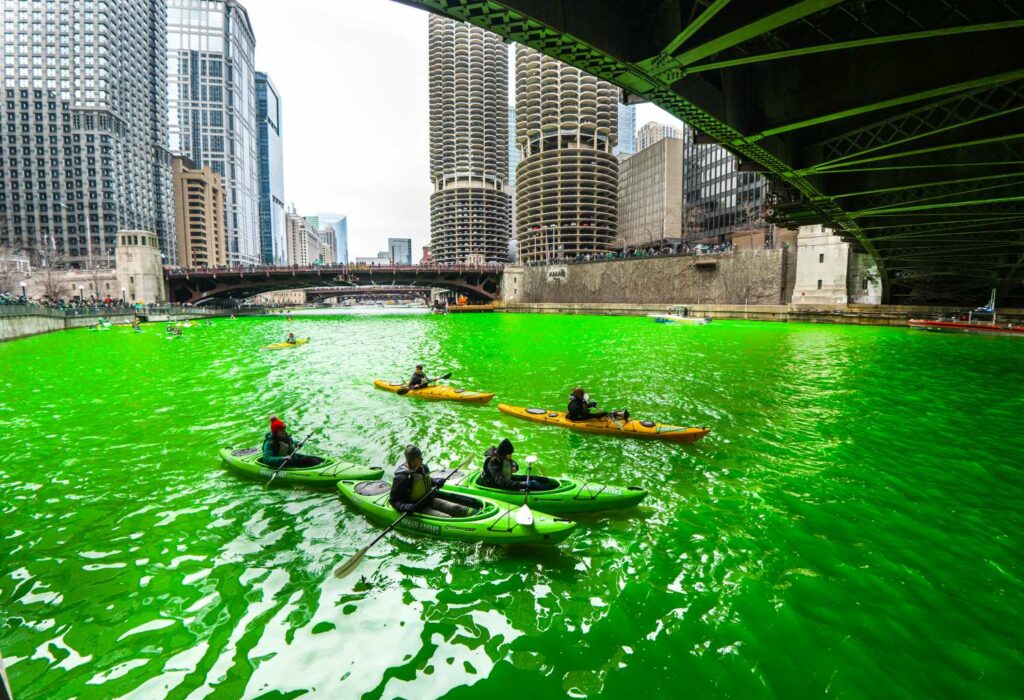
[336,479,577,545]
[219,447,383,484]
[438,468,647,514]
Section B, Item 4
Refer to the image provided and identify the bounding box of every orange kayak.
[497,403,709,443]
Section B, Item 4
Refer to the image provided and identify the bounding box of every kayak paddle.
[334,454,471,579]
[266,431,314,487]
[396,372,452,395]
[515,454,538,526]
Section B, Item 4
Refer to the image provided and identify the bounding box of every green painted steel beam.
[752,68,1024,142]
[854,194,1024,217]
[806,162,1024,174]
[660,0,732,59]
[810,133,1024,173]
[833,172,1024,199]
[686,21,1024,74]
[670,0,844,68]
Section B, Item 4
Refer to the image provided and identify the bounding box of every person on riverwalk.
[479,438,546,492]
[408,365,428,390]
[389,445,470,517]
[567,387,629,422]
[262,417,322,468]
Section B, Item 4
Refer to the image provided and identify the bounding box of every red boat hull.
[908,319,1024,336]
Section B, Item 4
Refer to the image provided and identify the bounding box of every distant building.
[683,126,768,245]
[420,246,432,265]
[515,47,618,262]
[617,138,683,251]
[508,106,521,186]
[255,72,286,265]
[319,226,336,265]
[285,212,322,266]
[428,16,511,263]
[167,0,260,265]
[388,238,413,265]
[318,214,348,263]
[354,251,390,266]
[615,101,637,156]
[172,156,227,267]
[636,122,684,152]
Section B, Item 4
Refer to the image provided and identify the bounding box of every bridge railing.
[164,262,506,276]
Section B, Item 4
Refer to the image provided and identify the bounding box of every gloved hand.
[432,476,447,488]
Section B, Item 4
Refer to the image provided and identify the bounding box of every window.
[817,279,822,290]
[819,253,824,263]
[862,278,869,290]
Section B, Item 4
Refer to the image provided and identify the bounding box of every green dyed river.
[1,312,1022,699]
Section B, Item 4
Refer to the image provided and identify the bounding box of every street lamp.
[20,282,26,300]
[78,284,84,302]
[121,287,127,304]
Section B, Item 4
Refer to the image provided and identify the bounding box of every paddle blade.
[438,372,452,380]
[334,546,370,579]
[396,387,410,395]
[515,504,534,527]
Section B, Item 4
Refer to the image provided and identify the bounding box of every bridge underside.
[304,286,432,303]
[401,0,1024,306]
[165,266,501,304]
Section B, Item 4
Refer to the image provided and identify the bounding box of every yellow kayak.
[262,337,310,350]
[373,379,495,404]
[497,403,710,443]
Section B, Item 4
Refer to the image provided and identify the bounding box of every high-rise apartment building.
[285,211,321,266]
[319,225,336,265]
[507,106,521,186]
[167,0,260,265]
[388,237,412,265]
[0,0,175,266]
[615,101,637,156]
[515,47,618,262]
[636,122,684,152]
[428,17,511,264]
[172,156,226,266]
[618,137,684,251]
[318,214,347,264]
[255,72,285,265]
[684,126,768,244]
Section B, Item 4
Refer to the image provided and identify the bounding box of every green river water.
[1,311,1022,699]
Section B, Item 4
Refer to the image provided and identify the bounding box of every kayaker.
[389,445,470,517]
[262,417,322,468]
[567,387,629,422]
[408,365,428,390]
[479,438,546,492]
[286,332,297,345]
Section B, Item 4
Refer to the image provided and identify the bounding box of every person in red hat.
[262,416,321,468]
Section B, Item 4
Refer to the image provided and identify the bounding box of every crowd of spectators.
[521,241,742,267]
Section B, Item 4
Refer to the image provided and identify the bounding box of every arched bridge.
[401,1,1024,306]
[164,264,502,304]
[303,286,432,303]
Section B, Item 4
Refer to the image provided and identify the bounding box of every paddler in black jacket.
[566,387,628,422]
[479,438,545,491]
[389,445,470,517]
[408,365,428,390]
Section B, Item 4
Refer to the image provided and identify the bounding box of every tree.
[0,242,20,294]
[27,243,70,301]
[719,250,781,305]
[682,203,704,244]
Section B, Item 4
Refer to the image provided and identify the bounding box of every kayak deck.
[440,468,646,513]
[337,479,576,544]
[219,447,383,484]
[372,379,495,404]
[497,403,709,444]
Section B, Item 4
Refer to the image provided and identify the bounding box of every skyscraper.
[507,106,520,186]
[428,16,511,264]
[167,0,260,265]
[318,214,347,264]
[388,237,412,265]
[255,72,286,265]
[515,47,618,262]
[636,122,684,152]
[615,101,637,156]
[0,0,175,266]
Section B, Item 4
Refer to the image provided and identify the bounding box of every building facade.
[167,0,260,265]
[615,101,637,156]
[285,212,321,266]
[507,106,520,186]
[617,137,683,251]
[388,237,412,265]
[515,47,619,262]
[255,71,285,265]
[319,225,336,265]
[318,214,347,264]
[428,16,511,264]
[683,128,768,245]
[172,156,226,267]
[636,121,683,152]
[0,0,175,267]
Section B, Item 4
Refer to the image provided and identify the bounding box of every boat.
[649,307,711,325]
[908,289,1023,337]
[439,468,646,514]
[219,447,383,484]
[497,404,710,444]
[262,337,310,350]
[337,479,577,544]
[373,379,495,404]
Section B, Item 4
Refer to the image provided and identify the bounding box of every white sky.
[242,0,686,259]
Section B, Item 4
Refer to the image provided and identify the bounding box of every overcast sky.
[242,0,685,259]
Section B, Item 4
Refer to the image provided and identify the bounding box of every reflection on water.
[0,315,1022,698]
